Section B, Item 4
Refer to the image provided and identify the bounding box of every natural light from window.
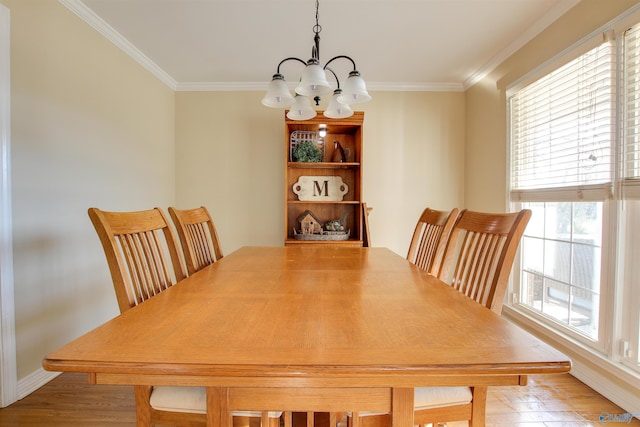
[520,201,601,340]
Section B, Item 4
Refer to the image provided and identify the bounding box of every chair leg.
[349,413,360,427]
[283,411,293,427]
[469,386,487,427]
[133,385,153,427]
[268,414,281,427]
[329,412,338,427]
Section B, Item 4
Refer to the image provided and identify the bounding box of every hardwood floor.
[0,373,135,426]
[0,373,637,426]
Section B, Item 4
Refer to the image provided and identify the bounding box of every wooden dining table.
[43,246,571,427]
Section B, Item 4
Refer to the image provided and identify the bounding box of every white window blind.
[623,24,640,199]
[510,41,615,202]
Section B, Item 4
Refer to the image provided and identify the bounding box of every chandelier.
[261,0,371,121]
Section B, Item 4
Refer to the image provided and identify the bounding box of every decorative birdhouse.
[297,210,323,235]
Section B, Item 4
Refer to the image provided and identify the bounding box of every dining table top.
[43,245,571,388]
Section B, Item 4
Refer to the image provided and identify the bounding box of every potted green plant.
[293,141,322,162]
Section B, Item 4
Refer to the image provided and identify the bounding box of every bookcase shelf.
[284,111,365,246]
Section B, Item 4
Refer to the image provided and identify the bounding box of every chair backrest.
[168,206,223,275]
[362,202,372,247]
[437,209,532,314]
[88,207,186,314]
[407,207,459,275]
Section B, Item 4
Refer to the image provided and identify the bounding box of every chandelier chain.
[313,0,322,36]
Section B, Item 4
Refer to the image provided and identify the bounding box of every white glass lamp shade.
[262,74,295,108]
[287,95,317,121]
[337,71,372,105]
[323,90,354,119]
[295,60,333,97]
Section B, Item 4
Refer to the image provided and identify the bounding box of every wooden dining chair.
[437,208,532,314]
[88,207,282,427]
[349,208,532,427]
[406,207,459,275]
[88,207,187,314]
[168,206,223,275]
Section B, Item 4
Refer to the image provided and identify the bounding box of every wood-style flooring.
[0,372,637,426]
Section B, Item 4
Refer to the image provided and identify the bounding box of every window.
[620,23,640,372]
[509,22,640,373]
[508,39,614,347]
[619,200,640,370]
[519,201,603,340]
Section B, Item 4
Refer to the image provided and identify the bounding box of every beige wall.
[3,0,176,379]
[175,91,465,256]
[175,92,284,252]
[359,92,465,254]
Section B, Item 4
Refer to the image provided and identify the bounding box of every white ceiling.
[62,0,581,91]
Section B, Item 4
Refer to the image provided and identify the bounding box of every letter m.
[313,180,329,197]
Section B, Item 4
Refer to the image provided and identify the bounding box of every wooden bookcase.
[284,111,365,246]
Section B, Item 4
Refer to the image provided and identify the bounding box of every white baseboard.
[17,368,60,400]
[503,306,640,418]
[570,360,640,420]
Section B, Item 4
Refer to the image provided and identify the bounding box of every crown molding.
[58,0,178,90]
[367,82,464,92]
[174,82,267,92]
[463,0,581,89]
[174,81,464,92]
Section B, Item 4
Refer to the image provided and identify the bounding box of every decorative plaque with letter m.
[292,176,348,201]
